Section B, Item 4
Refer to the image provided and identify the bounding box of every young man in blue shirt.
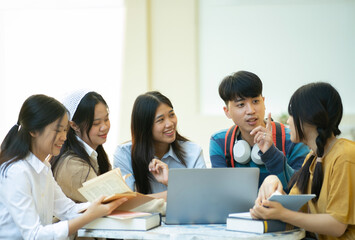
[209,71,309,191]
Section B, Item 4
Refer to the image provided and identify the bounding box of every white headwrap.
[62,89,91,121]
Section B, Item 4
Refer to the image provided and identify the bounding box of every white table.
[78,223,305,240]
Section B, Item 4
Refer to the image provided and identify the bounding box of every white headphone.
[232,139,264,165]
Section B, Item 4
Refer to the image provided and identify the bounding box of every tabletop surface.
[78,222,306,240]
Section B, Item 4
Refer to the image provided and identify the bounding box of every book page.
[228,212,252,219]
[107,210,151,220]
[82,168,129,188]
[78,168,133,202]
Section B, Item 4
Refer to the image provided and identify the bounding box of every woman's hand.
[69,196,128,235]
[149,158,169,186]
[250,199,348,237]
[256,175,284,205]
[84,196,128,220]
[250,199,287,220]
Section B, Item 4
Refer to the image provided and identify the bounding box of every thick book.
[78,168,155,211]
[226,212,296,233]
[83,211,161,231]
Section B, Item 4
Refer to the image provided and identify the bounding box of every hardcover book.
[226,212,296,233]
[83,211,161,231]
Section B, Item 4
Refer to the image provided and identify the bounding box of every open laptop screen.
[165,168,259,224]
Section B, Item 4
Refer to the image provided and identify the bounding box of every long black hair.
[0,94,67,176]
[287,82,343,201]
[51,92,111,179]
[131,91,188,194]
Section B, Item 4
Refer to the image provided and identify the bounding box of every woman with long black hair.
[0,94,126,239]
[114,91,206,198]
[251,82,355,239]
[51,91,112,203]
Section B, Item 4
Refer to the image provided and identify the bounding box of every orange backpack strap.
[224,125,239,168]
[225,123,286,168]
[271,121,286,155]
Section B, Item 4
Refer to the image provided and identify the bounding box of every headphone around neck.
[232,139,264,165]
[225,123,286,168]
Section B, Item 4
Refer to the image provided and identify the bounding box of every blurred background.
[1,0,354,167]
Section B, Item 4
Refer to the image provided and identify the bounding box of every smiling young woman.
[51,91,112,203]
[113,91,206,198]
[0,94,126,239]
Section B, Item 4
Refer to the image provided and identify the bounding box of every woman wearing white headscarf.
[51,91,112,203]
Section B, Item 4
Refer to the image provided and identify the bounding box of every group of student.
[0,70,354,239]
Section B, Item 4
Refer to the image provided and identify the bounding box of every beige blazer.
[53,152,110,203]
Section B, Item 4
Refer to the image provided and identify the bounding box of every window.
[0,0,125,157]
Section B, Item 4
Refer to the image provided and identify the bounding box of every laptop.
[165,168,259,224]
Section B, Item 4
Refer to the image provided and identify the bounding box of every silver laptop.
[165,168,259,224]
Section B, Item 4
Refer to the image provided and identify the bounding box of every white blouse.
[0,153,89,240]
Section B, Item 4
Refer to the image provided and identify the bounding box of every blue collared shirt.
[113,141,206,193]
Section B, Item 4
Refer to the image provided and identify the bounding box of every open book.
[78,168,155,211]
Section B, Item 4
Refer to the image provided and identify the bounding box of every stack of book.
[78,168,162,231]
